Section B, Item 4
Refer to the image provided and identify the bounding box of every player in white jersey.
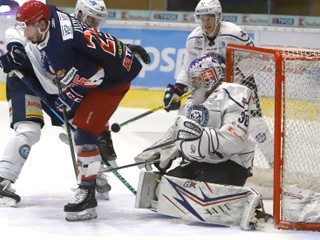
[163,0,274,168]
[135,55,272,230]
[0,0,119,206]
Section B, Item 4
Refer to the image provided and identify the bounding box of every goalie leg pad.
[155,175,262,230]
[135,171,162,209]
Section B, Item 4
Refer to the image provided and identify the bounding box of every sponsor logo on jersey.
[123,46,133,71]
[60,67,77,85]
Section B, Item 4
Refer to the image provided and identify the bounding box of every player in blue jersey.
[0,0,121,206]
[15,0,149,221]
[0,0,150,221]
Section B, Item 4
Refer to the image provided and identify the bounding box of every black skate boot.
[0,177,21,207]
[64,187,97,221]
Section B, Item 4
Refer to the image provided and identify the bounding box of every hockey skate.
[95,173,111,200]
[0,177,21,207]
[64,187,97,221]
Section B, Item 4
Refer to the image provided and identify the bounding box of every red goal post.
[225,43,320,231]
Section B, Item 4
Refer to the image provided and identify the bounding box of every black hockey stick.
[54,77,79,179]
[110,92,191,133]
[13,71,137,194]
[101,158,161,173]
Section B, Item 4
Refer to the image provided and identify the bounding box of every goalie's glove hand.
[0,43,29,73]
[163,83,187,112]
[127,44,151,64]
[55,87,84,118]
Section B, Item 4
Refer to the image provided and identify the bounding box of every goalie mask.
[195,0,222,38]
[188,55,225,92]
[75,0,108,28]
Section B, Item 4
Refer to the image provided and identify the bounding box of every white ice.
[0,102,319,240]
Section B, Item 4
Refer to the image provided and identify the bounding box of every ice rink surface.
[0,102,319,240]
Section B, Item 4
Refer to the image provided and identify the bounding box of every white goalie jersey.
[5,27,58,94]
[176,21,254,86]
[175,82,256,170]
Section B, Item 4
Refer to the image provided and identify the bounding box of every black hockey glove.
[163,83,187,112]
[127,44,151,64]
[0,43,29,73]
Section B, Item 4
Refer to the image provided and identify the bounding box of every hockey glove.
[55,87,84,118]
[163,83,187,112]
[127,44,151,64]
[0,43,29,73]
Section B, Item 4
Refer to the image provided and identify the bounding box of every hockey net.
[225,43,320,231]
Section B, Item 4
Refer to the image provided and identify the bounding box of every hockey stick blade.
[59,132,70,145]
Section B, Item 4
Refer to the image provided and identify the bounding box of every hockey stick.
[13,71,137,194]
[110,92,191,133]
[54,77,79,179]
[13,71,75,131]
[101,158,161,173]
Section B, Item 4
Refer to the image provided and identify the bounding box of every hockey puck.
[111,123,121,133]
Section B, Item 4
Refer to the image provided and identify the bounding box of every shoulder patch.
[57,11,73,41]
[188,105,209,127]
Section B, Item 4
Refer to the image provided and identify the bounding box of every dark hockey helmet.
[16,0,50,28]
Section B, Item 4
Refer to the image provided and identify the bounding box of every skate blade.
[96,191,110,201]
[65,208,97,221]
[0,197,18,207]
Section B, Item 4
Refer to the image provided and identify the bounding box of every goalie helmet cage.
[225,43,320,231]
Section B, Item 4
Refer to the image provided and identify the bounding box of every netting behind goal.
[226,43,320,231]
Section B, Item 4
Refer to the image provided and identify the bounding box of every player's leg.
[96,130,117,200]
[64,128,100,221]
[71,83,130,201]
[0,75,43,206]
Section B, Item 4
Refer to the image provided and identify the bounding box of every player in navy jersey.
[9,0,149,221]
[0,0,149,208]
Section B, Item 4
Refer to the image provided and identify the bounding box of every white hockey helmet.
[75,0,108,28]
[195,0,222,37]
[188,55,225,91]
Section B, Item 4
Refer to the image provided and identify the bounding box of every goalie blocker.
[135,171,271,230]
